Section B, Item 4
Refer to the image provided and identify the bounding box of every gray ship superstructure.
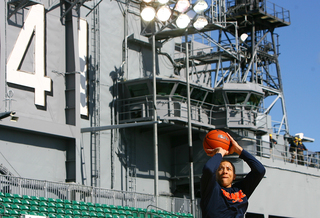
[0,0,319,217]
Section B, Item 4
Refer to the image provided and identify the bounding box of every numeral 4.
[7,4,51,106]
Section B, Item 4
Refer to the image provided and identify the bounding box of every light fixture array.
[141,0,209,30]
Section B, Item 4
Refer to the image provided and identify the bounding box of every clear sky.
[274,0,320,151]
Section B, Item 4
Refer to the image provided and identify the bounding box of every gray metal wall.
[1,1,80,183]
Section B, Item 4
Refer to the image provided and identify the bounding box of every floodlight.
[193,0,208,14]
[156,6,171,22]
[193,16,208,30]
[141,6,156,22]
[143,0,153,3]
[158,0,169,4]
[175,0,190,13]
[240,33,249,43]
[10,115,19,122]
[176,13,190,28]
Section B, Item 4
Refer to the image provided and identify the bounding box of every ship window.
[247,93,262,106]
[128,83,150,97]
[212,91,224,105]
[156,82,174,96]
[204,92,213,104]
[268,216,291,218]
[191,88,206,101]
[227,92,247,105]
[174,84,187,97]
[245,213,264,218]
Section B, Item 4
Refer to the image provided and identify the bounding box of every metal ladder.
[90,0,101,188]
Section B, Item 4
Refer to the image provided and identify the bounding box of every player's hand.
[206,147,229,157]
[227,133,243,155]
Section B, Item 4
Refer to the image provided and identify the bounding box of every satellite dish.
[295,133,315,142]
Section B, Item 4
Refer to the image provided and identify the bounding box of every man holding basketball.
[200,132,265,218]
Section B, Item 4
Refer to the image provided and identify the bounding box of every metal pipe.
[0,111,15,120]
[251,20,255,83]
[81,121,160,133]
[152,34,159,206]
[185,33,195,215]
[124,0,129,194]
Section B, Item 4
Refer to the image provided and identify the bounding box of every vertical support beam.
[185,34,195,215]
[251,20,255,83]
[64,2,82,187]
[65,2,76,125]
[271,32,289,135]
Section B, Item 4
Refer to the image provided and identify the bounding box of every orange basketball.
[203,130,231,154]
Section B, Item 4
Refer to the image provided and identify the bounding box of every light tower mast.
[223,0,291,135]
[168,0,291,135]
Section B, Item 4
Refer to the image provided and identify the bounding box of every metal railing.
[246,138,320,169]
[226,0,290,24]
[0,176,195,216]
[118,95,265,131]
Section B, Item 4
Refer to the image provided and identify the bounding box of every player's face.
[216,161,235,188]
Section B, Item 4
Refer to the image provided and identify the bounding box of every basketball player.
[200,133,265,218]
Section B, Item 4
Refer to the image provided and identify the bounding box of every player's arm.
[237,150,266,198]
[201,148,225,195]
[227,133,265,198]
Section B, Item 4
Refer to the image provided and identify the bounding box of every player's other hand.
[227,133,243,155]
[206,147,229,157]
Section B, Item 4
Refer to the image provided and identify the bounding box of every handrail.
[243,137,320,169]
[226,0,290,23]
[0,177,193,215]
[146,204,189,218]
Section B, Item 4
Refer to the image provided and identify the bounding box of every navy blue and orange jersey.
[200,150,265,218]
